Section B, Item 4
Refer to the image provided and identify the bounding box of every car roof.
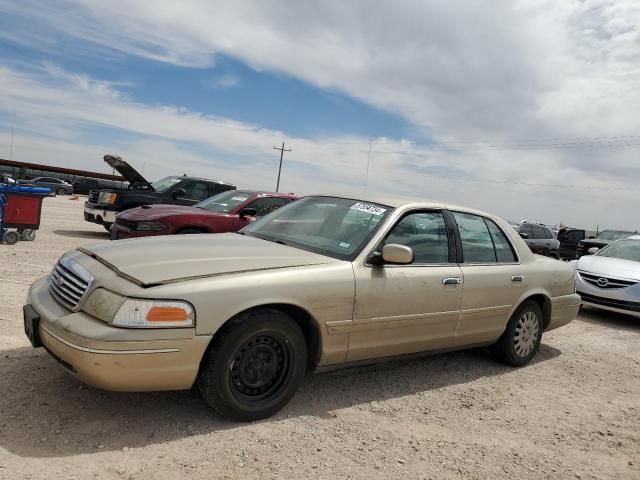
[623,234,640,240]
[170,176,236,186]
[310,192,495,218]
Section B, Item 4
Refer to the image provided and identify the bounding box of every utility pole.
[9,108,15,160]
[364,136,373,191]
[273,141,291,192]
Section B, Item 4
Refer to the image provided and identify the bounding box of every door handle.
[442,277,463,285]
[511,275,524,282]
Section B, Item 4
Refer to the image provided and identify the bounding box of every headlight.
[136,221,166,231]
[98,191,118,205]
[112,299,195,328]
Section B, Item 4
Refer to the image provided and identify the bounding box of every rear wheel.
[198,309,307,421]
[3,230,20,245]
[179,228,205,234]
[547,251,560,260]
[102,222,113,232]
[491,301,543,367]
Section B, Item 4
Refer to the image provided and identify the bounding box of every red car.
[109,190,297,240]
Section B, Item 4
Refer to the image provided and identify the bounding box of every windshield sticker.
[338,241,351,249]
[350,202,387,216]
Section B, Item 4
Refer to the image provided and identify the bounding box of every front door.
[449,212,526,346]
[349,210,463,362]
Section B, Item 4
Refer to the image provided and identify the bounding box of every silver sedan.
[576,235,640,318]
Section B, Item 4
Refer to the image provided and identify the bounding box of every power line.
[273,141,291,192]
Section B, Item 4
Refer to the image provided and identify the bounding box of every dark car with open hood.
[83,155,236,230]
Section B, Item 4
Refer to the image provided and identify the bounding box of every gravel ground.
[0,196,638,480]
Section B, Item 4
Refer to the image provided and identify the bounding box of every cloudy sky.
[0,0,638,229]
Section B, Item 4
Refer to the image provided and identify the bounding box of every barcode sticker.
[350,202,386,216]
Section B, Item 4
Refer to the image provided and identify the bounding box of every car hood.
[78,233,338,286]
[577,254,640,281]
[119,204,226,221]
[103,154,153,190]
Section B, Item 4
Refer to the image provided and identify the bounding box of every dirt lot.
[0,196,638,480]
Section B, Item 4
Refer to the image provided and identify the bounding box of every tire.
[56,188,66,195]
[3,230,20,245]
[20,229,36,241]
[491,301,543,367]
[179,228,205,234]
[547,251,560,260]
[198,308,307,421]
[102,222,113,232]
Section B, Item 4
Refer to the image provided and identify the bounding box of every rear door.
[450,212,525,346]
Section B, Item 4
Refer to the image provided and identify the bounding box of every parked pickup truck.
[84,155,236,231]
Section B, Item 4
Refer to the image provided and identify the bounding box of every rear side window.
[453,212,517,263]
[453,212,497,263]
[542,227,554,239]
[485,220,517,262]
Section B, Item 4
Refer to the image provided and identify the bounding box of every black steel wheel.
[198,308,307,421]
[3,230,20,245]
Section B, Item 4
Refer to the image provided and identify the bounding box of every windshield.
[596,230,634,242]
[151,176,182,192]
[242,196,392,260]
[195,191,253,212]
[596,239,640,262]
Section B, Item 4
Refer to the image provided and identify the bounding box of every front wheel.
[198,309,307,421]
[56,188,66,195]
[491,301,543,367]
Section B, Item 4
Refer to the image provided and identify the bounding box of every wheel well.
[178,226,208,233]
[210,304,321,371]
[524,294,551,330]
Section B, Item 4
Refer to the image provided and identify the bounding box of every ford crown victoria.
[24,194,580,420]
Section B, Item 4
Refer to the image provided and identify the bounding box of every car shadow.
[578,307,640,332]
[53,229,108,239]
[0,343,561,459]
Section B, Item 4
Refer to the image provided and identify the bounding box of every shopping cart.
[0,181,50,245]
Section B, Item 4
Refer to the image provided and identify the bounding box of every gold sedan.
[24,195,580,420]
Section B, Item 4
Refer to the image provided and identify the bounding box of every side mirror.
[382,244,414,264]
[172,188,186,199]
[519,232,529,239]
[587,247,599,254]
[239,207,258,219]
[588,235,595,239]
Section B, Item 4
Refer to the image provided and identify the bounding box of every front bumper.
[26,276,211,391]
[84,205,118,225]
[577,275,640,318]
[108,222,163,240]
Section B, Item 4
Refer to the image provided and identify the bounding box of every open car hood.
[103,154,153,190]
[78,233,338,286]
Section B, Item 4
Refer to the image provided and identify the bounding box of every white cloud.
[0,0,639,229]
[207,74,240,89]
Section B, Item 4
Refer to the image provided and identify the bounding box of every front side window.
[384,212,449,263]
[519,224,533,238]
[246,197,289,216]
[180,181,210,201]
[242,196,392,260]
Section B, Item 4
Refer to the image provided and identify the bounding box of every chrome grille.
[578,270,638,290]
[88,189,100,204]
[49,256,94,310]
